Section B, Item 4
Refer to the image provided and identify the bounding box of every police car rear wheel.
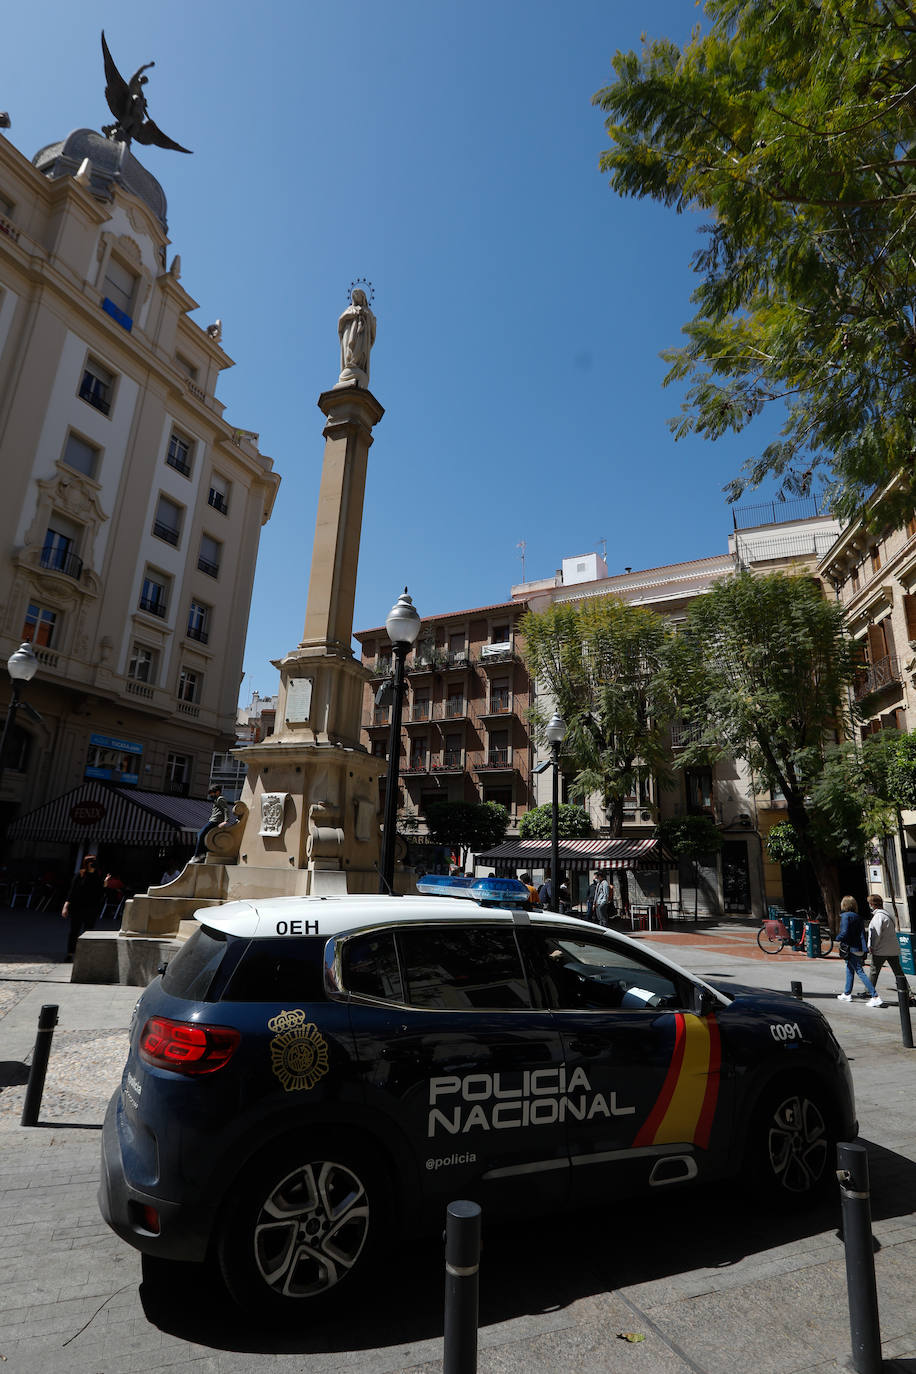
[218,1138,383,1315]
[752,1080,834,1204]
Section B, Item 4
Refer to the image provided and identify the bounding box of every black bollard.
[790,980,803,1000]
[443,1200,481,1374]
[895,975,914,1049]
[21,1003,59,1127]
[836,1142,882,1374]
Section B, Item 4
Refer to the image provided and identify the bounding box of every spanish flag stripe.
[650,1015,712,1145]
[693,1014,721,1149]
[633,1013,686,1147]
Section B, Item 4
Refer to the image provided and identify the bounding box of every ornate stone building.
[0,123,279,877]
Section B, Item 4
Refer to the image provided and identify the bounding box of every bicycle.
[756,908,834,957]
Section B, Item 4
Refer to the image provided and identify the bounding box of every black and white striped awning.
[6,780,211,847]
[474,837,675,873]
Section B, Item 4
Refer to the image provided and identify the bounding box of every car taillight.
[138,1016,240,1075]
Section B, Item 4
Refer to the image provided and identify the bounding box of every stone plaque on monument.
[285,678,313,724]
[259,792,288,837]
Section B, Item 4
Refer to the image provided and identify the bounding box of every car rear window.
[161,926,229,1001]
[219,936,327,1003]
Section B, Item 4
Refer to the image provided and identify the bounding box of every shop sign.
[70,801,107,824]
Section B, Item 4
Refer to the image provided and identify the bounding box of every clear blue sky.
[5,1,788,701]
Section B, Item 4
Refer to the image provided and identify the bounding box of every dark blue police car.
[99,878,856,1317]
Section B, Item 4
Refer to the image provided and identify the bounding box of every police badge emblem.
[268,1008,329,1092]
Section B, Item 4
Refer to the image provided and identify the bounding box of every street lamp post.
[545,711,566,913]
[0,643,39,792]
[379,589,421,894]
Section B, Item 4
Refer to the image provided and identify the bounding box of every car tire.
[746,1078,836,1207]
[217,1133,387,1318]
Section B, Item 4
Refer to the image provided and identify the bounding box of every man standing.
[867,894,915,1002]
[594,874,611,927]
[190,785,232,863]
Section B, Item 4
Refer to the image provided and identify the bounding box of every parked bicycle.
[756,907,835,957]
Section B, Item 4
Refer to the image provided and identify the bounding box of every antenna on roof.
[597,538,607,561]
[517,540,527,582]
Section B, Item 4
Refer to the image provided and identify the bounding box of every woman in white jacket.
[867,895,915,1001]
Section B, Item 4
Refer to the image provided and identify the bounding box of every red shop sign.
[69,801,107,824]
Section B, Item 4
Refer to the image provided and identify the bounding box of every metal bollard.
[790,980,803,1000]
[836,1142,882,1374]
[443,1200,481,1374]
[21,1003,59,1127]
[895,975,914,1049]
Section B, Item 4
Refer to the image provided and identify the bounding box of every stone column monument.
[229,289,385,893]
[106,293,388,978]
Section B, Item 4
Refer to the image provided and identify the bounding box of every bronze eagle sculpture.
[100,31,192,154]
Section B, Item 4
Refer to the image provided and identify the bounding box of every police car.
[99,877,856,1317]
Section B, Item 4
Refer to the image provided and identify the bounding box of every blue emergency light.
[416,874,530,907]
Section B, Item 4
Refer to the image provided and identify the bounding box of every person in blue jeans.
[837,895,884,1007]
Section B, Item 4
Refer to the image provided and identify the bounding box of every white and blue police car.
[99,877,856,1317]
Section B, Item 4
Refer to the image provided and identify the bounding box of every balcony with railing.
[208,489,228,514]
[432,750,464,773]
[670,720,703,749]
[445,649,471,669]
[480,690,512,717]
[855,654,901,701]
[139,595,167,619]
[368,658,392,681]
[478,643,515,668]
[411,649,447,674]
[186,623,209,644]
[408,701,431,724]
[442,698,468,720]
[153,520,180,546]
[404,758,429,775]
[367,707,391,731]
[40,546,83,580]
[474,748,514,772]
[197,554,220,578]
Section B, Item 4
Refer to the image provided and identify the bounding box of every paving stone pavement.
[1,907,915,1373]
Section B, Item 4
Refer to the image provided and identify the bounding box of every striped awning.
[475,837,675,873]
[6,780,211,847]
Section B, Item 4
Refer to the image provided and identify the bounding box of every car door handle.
[568,1036,609,1056]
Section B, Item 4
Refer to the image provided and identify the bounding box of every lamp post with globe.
[0,643,40,793]
[378,590,421,894]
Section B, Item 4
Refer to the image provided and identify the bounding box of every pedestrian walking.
[867,893,916,1002]
[190,786,233,863]
[836,895,884,1007]
[518,871,540,907]
[585,875,598,921]
[61,855,105,959]
[594,874,611,927]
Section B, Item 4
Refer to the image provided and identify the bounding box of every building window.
[166,430,193,477]
[187,599,210,643]
[488,728,510,766]
[198,534,222,578]
[446,690,465,718]
[490,676,511,713]
[153,495,182,546]
[409,738,428,771]
[482,786,513,809]
[208,473,230,515]
[22,602,57,648]
[685,767,713,813]
[443,732,463,768]
[177,667,201,703]
[140,570,169,619]
[448,631,466,663]
[128,642,157,684]
[371,740,387,759]
[62,431,100,479]
[871,547,882,573]
[411,693,430,722]
[103,257,138,317]
[491,623,511,645]
[908,514,916,539]
[78,358,114,416]
[175,354,198,382]
[851,566,860,592]
[41,518,83,579]
[165,752,192,796]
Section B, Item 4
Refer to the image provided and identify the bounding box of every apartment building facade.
[512,503,842,916]
[354,601,535,842]
[0,124,279,856]
[818,483,916,913]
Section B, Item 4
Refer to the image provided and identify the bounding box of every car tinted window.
[533,932,682,1011]
[342,931,403,1002]
[161,926,228,1001]
[220,936,327,1003]
[398,926,531,1010]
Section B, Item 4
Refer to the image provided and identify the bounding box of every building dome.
[32,128,168,231]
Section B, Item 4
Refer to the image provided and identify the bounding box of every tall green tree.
[423,800,509,868]
[520,597,675,835]
[672,570,859,922]
[518,803,593,841]
[658,815,723,921]
[594,0,916,524]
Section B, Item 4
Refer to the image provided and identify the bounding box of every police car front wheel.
[750,1078,835,1205]
[218,1137,385,1315]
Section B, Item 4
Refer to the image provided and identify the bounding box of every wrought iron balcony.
[197,555,220,578]
[208,489,228,514]
[433,751,464,772]
[481,691,511,716]
[79,375,111,415]
[186,624,209,643]
[854,654,901,700]
[443,699,467,719]
[139,595,167,618]
[153,520,180,546]
[475,749,514,772]
[167,453,192,478]
[40,546,83,580]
